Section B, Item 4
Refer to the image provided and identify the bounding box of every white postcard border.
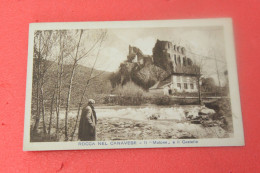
[23,18,244,151]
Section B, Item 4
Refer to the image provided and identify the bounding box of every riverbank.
[30,103,233,142]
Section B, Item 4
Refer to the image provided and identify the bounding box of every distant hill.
[32,58,112,107]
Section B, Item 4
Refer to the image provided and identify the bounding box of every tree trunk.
[197,77,202,105]
[70,81,89,141]
[64,64,76,141]
[55,31,64,140]
[55,62,63,139]
[214,52,222,97]
[40,84,47,134]
[32,34,42,134]
[70,103,82,141]
[64,30,83,141]
[48,89,55,136]
[70,32,106,141]
[55,69,60,139]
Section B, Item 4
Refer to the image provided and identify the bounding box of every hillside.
[109,39,200,90]
[109,62,169,90]
[32,58,113,108]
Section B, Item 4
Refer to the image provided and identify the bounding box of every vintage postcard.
[23,18,244,151]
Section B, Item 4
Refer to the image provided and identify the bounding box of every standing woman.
[78,99,97,141]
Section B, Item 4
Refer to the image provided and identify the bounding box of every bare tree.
[55,30,66,139]
[70,31,107,140]
[31,29,108,141]
[32,31,42,135]
[183,40,227,103]
[63,29,106,141]
[41,31,54,135]
[32,30,55,135]
[48,89,55,136]
[188,55,206,105]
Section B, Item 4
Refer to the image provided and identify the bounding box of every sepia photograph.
[23,19,244,150]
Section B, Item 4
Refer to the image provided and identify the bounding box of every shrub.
[154,96,171,105]
[204,98,232,117]
[178,99,199,105]
[113,81,144,97]
[204,98,233,131]
[104,82,146,106]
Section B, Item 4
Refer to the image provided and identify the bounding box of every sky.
[77,26,228,85]
[61,26,228,86]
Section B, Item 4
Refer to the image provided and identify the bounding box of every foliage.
[109,72,121,88]
[31,59,112,108]
[153,96,171,105]
[107,82,144,105]
[31,29,109,141]
[201,77,217,92]
[153,96,199,105]
[204,98,233,131]
[109,63,168,90]
[113,81,143,96]
[205,98,232,117]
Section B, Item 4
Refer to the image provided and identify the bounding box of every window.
[183,57,186,66]
[187,58,192,65]
[190,83,194,89]
[177,83,181,89]
[178,56,181,64]
[182,47,185,54]
[174,55,177,64]
[184,83,188,89]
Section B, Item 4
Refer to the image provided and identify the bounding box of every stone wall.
[127,45,153,66]
[153,39,197,74]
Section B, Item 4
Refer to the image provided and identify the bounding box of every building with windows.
[149,40,199,95]
[149,74,198,95]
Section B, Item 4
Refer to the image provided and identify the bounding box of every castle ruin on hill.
[151,40,199,95]
[127,39,200,95]
[127,45,153,66]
